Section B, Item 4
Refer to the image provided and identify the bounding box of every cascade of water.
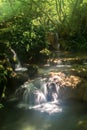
[15,71,63,114]
[10,48,21,67]
[10,48,27,72]
[16,75,61,105]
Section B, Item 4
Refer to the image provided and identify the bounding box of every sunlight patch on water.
[44,63,50,67]
[20,121,51,130]
[21,126,36,130]
[15,67,28,72]
[56,64,71,68]
[29,101,62,115]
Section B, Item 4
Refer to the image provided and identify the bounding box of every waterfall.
[15,75,62,114]
[16,76,61,105]
[10,48,27,72]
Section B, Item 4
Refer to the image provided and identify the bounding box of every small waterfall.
[10,48,27,72]
[15,75,62,114]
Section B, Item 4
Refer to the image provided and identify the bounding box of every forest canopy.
[0,0,87,51]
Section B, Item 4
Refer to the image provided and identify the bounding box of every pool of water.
[0,100,87,130]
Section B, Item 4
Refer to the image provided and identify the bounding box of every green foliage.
[59,0,87,50]
[0,0,87,99]
[0,0,87,52]
[0,65,7,84]
[9,15,48,62]
[0,64,7,98]
[0,62,13,97]
[0,104,4,109]
[0,50,13,99]
[40,48,51,56]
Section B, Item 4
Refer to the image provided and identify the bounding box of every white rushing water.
[10,48,27,72]
[29,100,62,114]
[16,76,63,114]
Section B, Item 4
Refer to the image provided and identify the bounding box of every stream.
[0,51,87,130]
